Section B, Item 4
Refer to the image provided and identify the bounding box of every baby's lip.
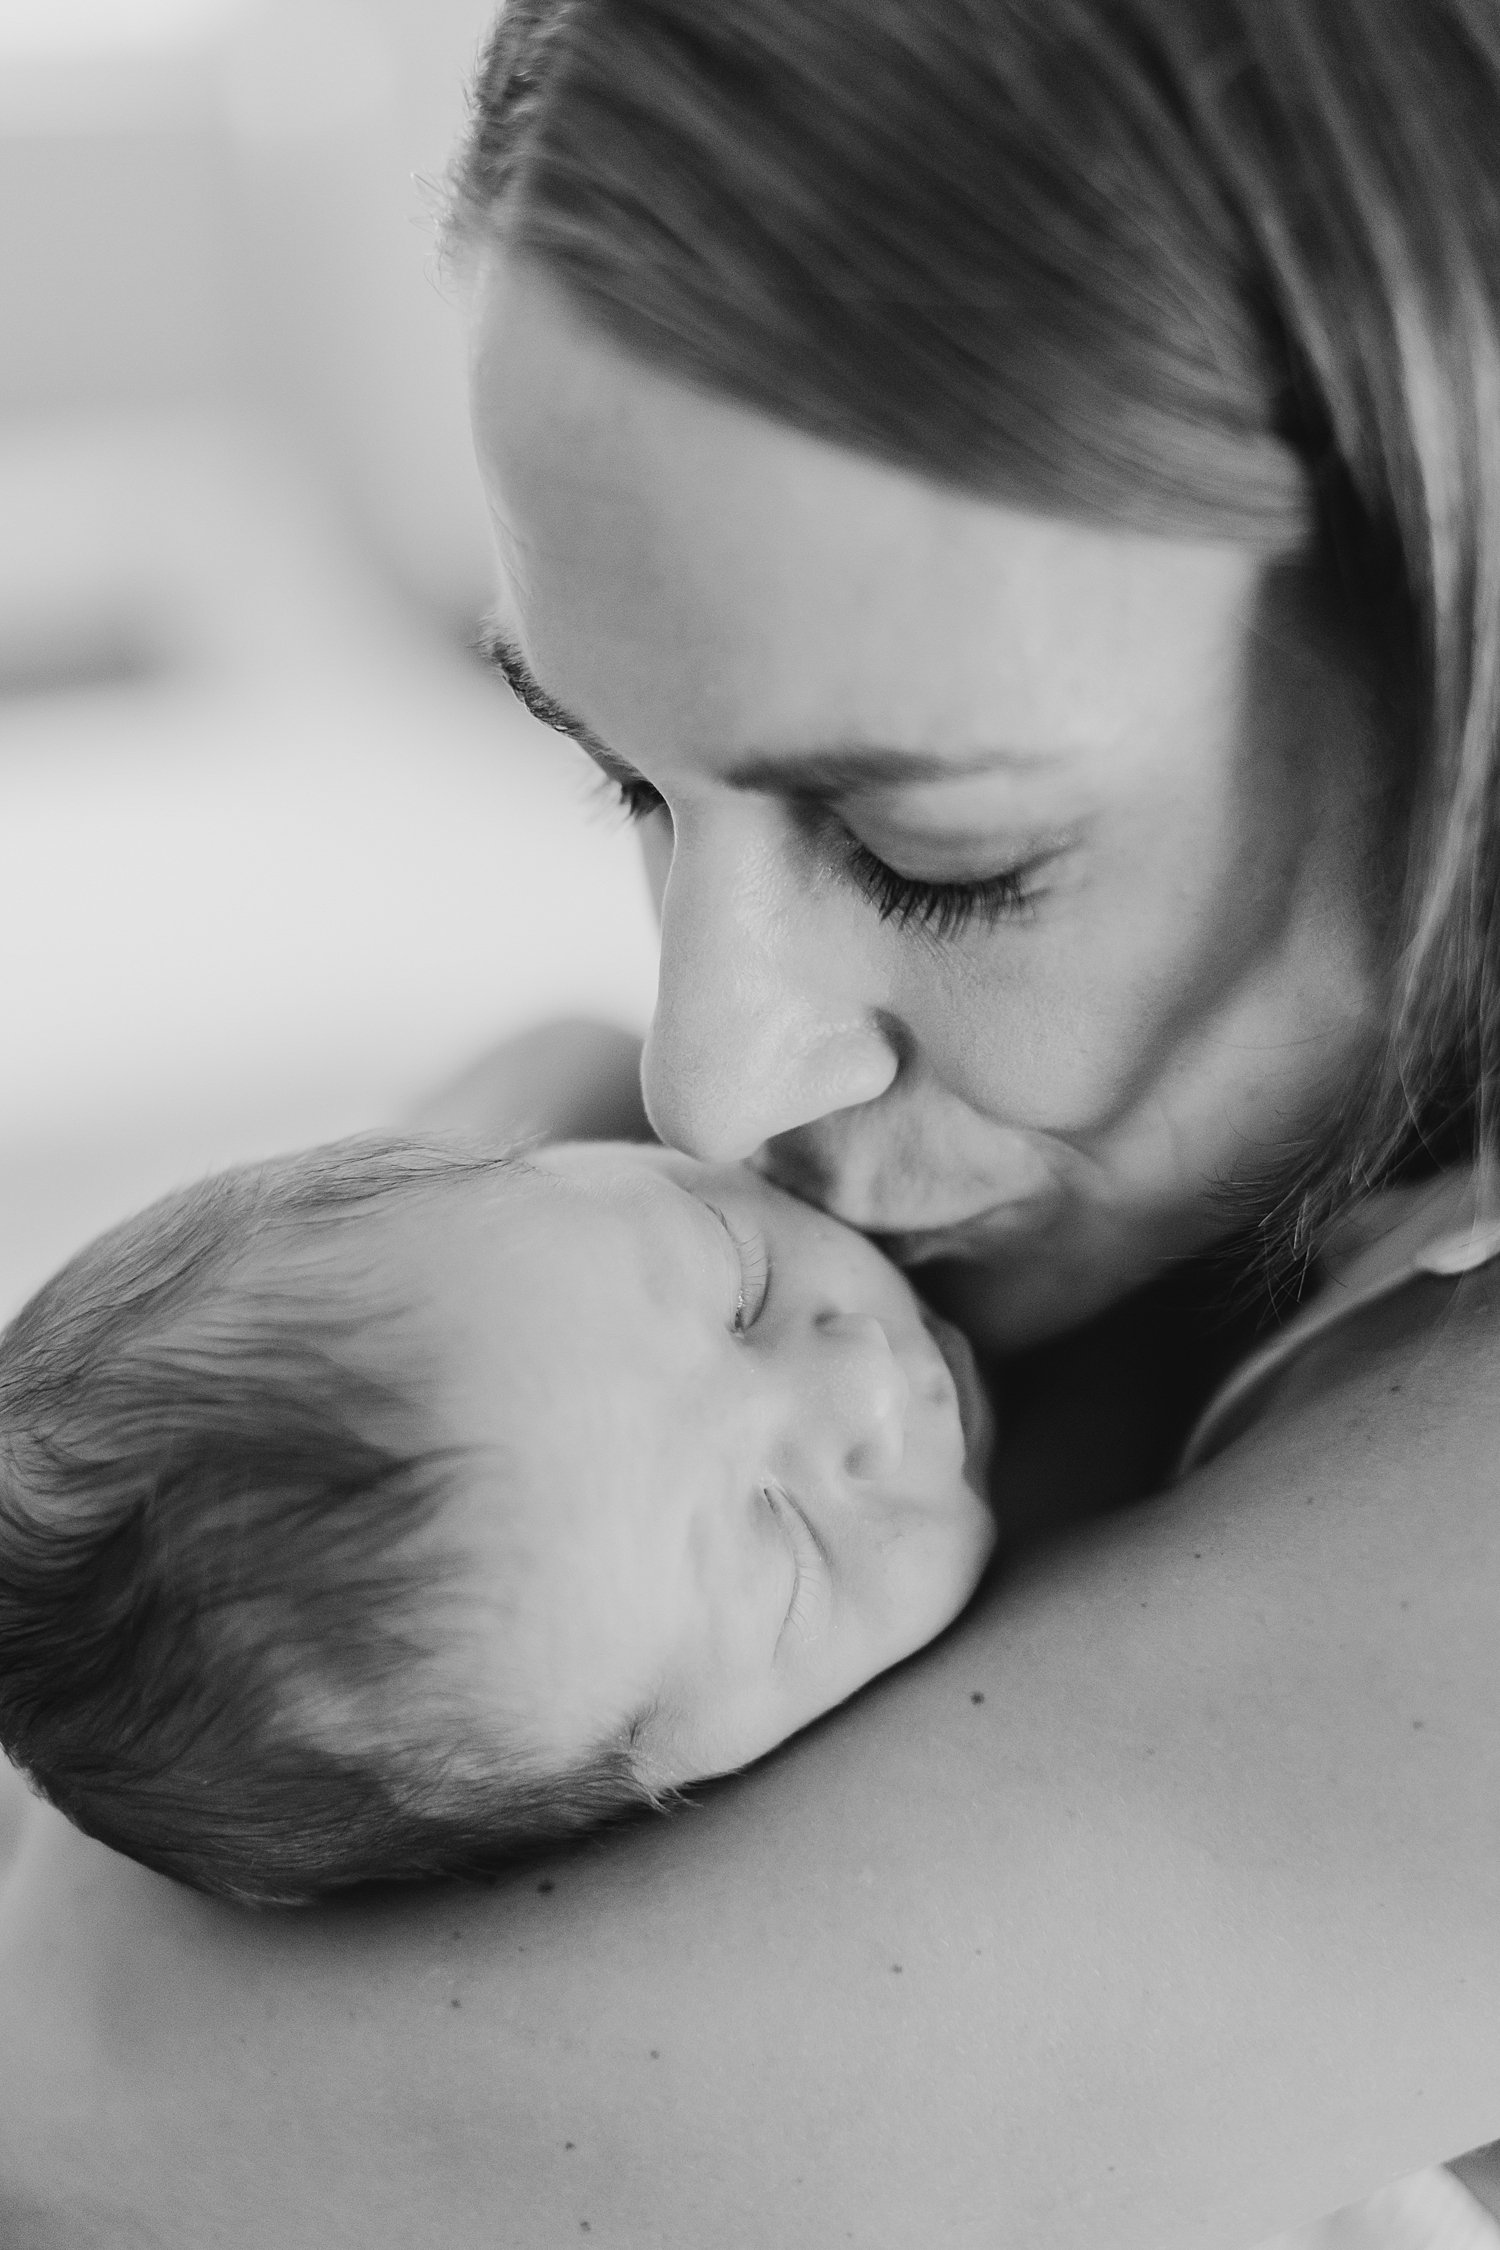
[915,1304,993,1489]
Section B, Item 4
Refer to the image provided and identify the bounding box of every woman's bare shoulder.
[1207,1255,1500,1500]
[2,1269,1498,2250]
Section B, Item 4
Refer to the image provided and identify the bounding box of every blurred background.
[0,0,659,1324]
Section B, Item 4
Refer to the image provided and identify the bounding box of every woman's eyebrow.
[721,745,1046,794]
[480,626,1044,793]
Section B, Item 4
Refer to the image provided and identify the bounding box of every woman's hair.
[0,1136,665,1908]
[450,0,1500,1268]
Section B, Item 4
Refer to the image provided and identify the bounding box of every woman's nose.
[808,1312,909,1484]
[641,813,898,1162]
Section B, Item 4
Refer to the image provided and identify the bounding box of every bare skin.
[3,1262,1500,2250]
[471,263,1388,1350]
[2,263,1498,2248]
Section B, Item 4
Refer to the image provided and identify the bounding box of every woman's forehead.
[470,252,1267,781]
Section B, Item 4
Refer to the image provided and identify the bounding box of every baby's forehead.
[526,1142,734,1197]
[367,1156,696,1344]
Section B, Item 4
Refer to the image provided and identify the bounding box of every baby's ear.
[620,1703,683,1800]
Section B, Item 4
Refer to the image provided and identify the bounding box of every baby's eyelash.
[764,1484,821,1646]
[785,1560,820,1641]
[732,1228,770,1333]
[707,1203,770,1331]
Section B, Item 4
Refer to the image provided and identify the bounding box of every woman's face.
[470,256,1386,1346]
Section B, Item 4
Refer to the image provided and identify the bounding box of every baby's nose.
[814,1311,909,1481]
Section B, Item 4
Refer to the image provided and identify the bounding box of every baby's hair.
[0,1134,666,1908]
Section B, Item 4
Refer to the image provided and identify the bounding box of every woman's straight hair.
[451,0,1500,1272]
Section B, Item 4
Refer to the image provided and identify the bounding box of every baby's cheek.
[648,1635,812,1784]
[879,1501,993,1648]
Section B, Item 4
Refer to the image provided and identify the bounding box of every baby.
[0,1134,995,1907]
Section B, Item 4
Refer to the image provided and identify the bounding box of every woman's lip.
[916,1304,994,1485]
[880,1194,1065,1269]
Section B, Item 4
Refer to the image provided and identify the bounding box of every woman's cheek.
[900,950,1140,1136]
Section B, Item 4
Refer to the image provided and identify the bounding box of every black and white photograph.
[2,4,1500,2245]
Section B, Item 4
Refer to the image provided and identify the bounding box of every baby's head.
[0,1135,994,1905]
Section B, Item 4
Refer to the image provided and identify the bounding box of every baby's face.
[402,1145,996,1788]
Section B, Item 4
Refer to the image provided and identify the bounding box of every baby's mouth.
[914,1303,994,1488]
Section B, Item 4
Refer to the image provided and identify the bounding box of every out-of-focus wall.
[0,0,660,1319]
[1,0,499,624]
[226,0,501,622]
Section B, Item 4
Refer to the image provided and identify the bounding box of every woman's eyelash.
[593,770,668,825]
[601,771,1038,939]
[841,839,1038,939]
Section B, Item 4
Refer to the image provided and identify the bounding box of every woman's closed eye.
[827,804,1067,938]
[838,836,1042,940]
[599,767,1052,942]
[593,768,671,826]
